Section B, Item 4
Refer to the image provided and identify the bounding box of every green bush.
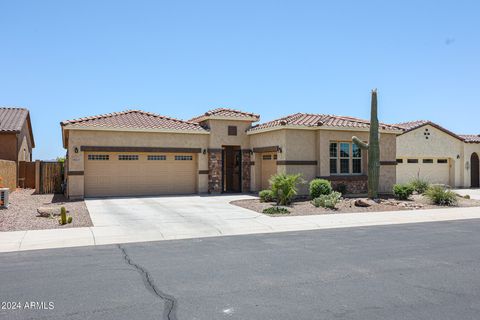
[410,178,430,194]
[425,185,457,206]
[312,191,342,209]
[263,206,290,214]
[309,179,332,199]
[393,184,415,200]
[270,173,304,205]
[259,190,275,202]
[464,194,471,199]
[67,216,73,224]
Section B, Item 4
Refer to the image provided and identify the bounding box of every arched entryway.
[471,153,480,188]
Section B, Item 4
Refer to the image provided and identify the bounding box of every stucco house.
[61,108,400,199]
[0,107,35,184]
[395,120,480,188]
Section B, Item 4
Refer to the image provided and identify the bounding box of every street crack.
[118,244,178,320]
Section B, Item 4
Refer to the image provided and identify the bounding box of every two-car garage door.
[84,152,197,197]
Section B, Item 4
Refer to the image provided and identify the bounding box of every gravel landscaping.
[232,194,480,217]
[0,188,92,231]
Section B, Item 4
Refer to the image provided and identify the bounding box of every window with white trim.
[148,155,166,161]
[118,155,139,161]
[329,142,362,175]
[88,154,109,161]
[175,155,193,161]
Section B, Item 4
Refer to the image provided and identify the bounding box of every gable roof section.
[459,134,480,143]
[249,113,401,133]
[395,120,465,141]
[0,107,35,147]
[190,108,260,123]
[61,110,208,133]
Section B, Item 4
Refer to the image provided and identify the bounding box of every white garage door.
[84,152,197,197]
[396,158,450,185]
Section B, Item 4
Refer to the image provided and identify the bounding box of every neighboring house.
[0,107,35,184]
[395,120,480,188]
[61,108,400,199]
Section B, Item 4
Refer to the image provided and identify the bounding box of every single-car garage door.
[396,158,451,185]
[84,152,197,197]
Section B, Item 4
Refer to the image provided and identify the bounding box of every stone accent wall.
[241,151,251,192]
[208,151,222,193]
[320,175,368,195]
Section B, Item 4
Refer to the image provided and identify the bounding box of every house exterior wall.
[17,120,33,162]
[0,133,18,162]
[249,128,397,195]
[65,129,209,199]
[203,119,252,149]
[396,125,464,187]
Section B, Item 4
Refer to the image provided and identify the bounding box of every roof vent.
[316,121,324,126]
[280,120,287,126]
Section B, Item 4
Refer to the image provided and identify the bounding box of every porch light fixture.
[74,147,79,154]
[278,147,283,153]
[457,155,460,159]
[202,149,207,155]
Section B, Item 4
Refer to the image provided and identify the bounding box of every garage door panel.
[84,152,196,197]
[397,160,450,185]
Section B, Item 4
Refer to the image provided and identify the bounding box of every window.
[423,159,434,164]
[396,159,404,164]
[438,159,448,164]
[88,154,109,161]
[352,144,362,174]
[330,142,362,175]
[175,155,193,161]
[273,154,278,160]
[407,159,419,163]
[148,155,166,161]
[339,143,350,174]
[262,155,272,160]
[329,143,337,174]
[228,126,237,136]
[118,155,139,161]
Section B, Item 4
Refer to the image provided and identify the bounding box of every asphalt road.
[1,219,480,320]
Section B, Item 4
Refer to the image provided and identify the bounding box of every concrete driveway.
[453,188,480,200]
[85,195,278,243]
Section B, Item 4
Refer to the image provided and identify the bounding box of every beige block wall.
[205,119,252,149]
[397,125,464,187]
[66,129,210,198]
[0,160,16,190]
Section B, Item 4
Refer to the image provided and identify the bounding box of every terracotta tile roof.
[249,113,401,132]
[395,120,464,141]
[61,110,208,132]
[0,107,29,132]
[190,108,260,123]
[459,134,480,143]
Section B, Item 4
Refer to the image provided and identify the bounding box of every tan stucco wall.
[204,119,252,149]
[396,125,465,187]
[249,128,397,195]
[65,129,210,198]
[17,120,33,162]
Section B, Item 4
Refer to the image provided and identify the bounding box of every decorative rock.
[37,207,66,217]
[354,199,375,207]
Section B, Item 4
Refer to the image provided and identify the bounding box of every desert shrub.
[312,191,342,209]
[309,179,332,199]
[67,216,73,224]
[270,173,304,205]
[410,178,430,194]
[393,184,415,200]
[263,206,290,214]
[425,185,457,206]
[259,190,275,202]
[464,194,471,199]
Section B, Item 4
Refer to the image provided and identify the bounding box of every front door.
[223,146,242,192]
[471,153,479,188]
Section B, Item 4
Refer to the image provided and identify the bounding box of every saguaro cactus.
[352,89,380,199]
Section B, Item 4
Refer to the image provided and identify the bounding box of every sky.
[1,0,479,160]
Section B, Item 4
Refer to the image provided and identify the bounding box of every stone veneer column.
[208,150,223,193]
[241,150,251,193]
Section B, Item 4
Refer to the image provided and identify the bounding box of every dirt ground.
[0,188,92,231]
[231,194,480,217]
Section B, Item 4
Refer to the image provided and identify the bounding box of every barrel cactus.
[352,89,380,199]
